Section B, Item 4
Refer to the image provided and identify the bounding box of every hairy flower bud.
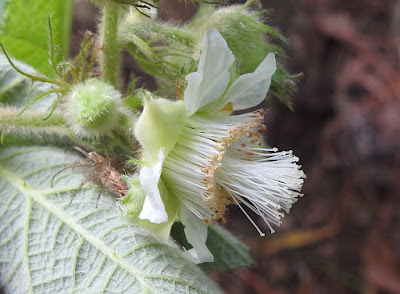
[64,79,129,138]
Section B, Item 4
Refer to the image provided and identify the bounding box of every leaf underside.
[0,55,57,110]
[0,145,222,294]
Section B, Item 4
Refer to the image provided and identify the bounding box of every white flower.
[134,28,305,264]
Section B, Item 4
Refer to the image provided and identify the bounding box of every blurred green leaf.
[0,54,57,110]
[201,225,254,273]
[0,0,73,76]
[0,0,6,24]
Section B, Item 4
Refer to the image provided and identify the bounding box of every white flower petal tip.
[179,206,214,264]
[224,52,277,111]
[184,29,235,116]
[139,148,168,224]
[183,248,214,264]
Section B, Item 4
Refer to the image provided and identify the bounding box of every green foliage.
[201,225,254,272]
[0,0,5,24]
[0,0,73,76]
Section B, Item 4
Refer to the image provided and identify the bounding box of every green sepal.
[134,94,187,163]
[121,178,179,240]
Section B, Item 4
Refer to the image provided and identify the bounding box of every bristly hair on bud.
[63,79,131,139]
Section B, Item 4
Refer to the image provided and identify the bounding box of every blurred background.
[73,0,400,293]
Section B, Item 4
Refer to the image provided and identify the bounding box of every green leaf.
[0,0,74,76]
[201,225,254,273]
[0,145,223,293]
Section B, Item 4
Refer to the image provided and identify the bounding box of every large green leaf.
[0,145,223,293]
[0,0,73,76]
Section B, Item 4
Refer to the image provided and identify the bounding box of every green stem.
[100,4,121,87]
[0,108,80,147]
[0,108,70,142]
[0,108,65,128]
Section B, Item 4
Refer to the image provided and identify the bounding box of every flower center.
[201,110,266,224]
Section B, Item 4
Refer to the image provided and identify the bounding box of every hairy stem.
[0,108,65,128]
[100,4,121,87]
[0,108,71,145]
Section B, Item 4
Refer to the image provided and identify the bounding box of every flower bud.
[64,79,129,138]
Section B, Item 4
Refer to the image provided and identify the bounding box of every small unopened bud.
[64,79,128,138]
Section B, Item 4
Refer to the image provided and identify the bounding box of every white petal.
[180,205,214,264]
[139,148,168,224]
[184,28,235,116]
[224,52,276,110]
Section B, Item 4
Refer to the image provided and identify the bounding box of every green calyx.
[64,79,129,138]
[121,179,178,240]
[134,93,187,164]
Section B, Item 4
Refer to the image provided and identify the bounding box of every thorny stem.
[100,4,121,87]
